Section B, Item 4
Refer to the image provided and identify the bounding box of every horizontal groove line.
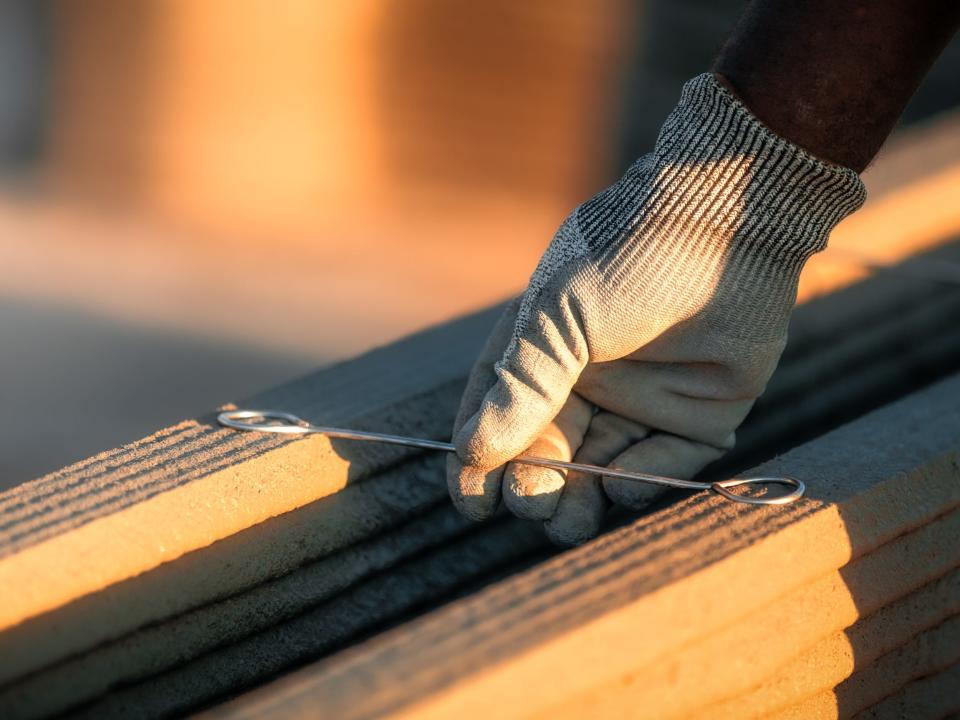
[0,421,208,513]
[250,499,960,719]
[0,426,258,530]
[0,494,467,694]
[0,434,284,556]
[685,569,960,719]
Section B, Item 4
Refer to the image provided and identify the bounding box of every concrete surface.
[1,329,956,719]
[0,228,960,703]
[200,373,960,720]
[2,114,960,719]
[3,244,960,717]
[0,305,501,668]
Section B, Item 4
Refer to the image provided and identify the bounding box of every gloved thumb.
[454,301,587,469]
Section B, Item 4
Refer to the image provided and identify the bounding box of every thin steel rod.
[218,410,804,506]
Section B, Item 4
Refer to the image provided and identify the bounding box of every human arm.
[714,0,960,171]
[448,1,959,545]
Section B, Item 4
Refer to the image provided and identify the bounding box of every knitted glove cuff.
[579,73,867,272]
[558,73,868,342]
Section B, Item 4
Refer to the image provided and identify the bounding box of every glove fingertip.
[544,510,601,547]
[446,454,501,522]
[502,463,564,520]
[602,476,666,510]
[452,405,517,470]
[544,478,606,547]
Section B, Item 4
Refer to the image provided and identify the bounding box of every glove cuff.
[649,72,866,263]
[570,73,867,343]
[580,74,866,271]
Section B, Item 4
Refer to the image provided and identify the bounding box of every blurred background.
[2,0,959,486]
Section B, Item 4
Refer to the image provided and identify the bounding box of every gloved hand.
[448,73,866,545]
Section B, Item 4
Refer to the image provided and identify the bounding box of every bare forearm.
[714,0,960,172]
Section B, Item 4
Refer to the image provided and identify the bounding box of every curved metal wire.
[218,409,805,506]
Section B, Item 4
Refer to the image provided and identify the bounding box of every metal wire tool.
[218,409,804,506]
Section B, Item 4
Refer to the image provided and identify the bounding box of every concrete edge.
[770,624,960,719]
[0,304,502,632]
[1,112,960,713]
[699,569,960,719]
[549,515,960,719]
[198,372,960,720]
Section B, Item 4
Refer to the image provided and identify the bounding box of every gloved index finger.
[502,392,593,521]
[447,300,522,522]
[454,305,587,470]
[452,299,522,436]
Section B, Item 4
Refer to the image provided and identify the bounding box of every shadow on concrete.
[0,295,316,491]
[6,234,960,719]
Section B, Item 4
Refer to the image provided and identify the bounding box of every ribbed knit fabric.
[448,73,866,543]
[512,73,866,355]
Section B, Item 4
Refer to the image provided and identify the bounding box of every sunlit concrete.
[2,91,960,720]
[199,373,960,720]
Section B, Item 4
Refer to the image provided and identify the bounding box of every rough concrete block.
[0,449,448,687]
[773,622,960,719]
[4,132,960,716]
[854,661,960,719]
[0,306,502,684]
[198,372,960,720]
[2,509,547,720]
[4,346,960,718]
[701,569,960,719]
[1,498,461,717]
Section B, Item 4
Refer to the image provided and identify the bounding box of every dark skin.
[714,0,960,172]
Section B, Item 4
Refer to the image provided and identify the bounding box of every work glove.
[448,73,866,545]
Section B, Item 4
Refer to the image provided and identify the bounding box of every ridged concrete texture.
[0,307,502,686]
[1,265,958,718]
[203,372,960,720]
[1,115,960,719]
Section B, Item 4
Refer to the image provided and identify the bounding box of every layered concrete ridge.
[0,307,502,711]
[204,374,960,720]
[2,113,960,718]
[1,245,959,719]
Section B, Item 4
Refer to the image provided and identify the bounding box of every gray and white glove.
[448,73,866,545]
